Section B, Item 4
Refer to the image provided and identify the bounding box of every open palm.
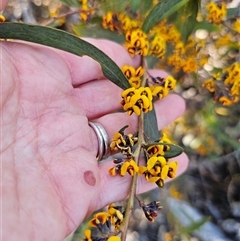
[1,40,188,241]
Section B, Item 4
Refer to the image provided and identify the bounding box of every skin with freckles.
[1,4,188,240]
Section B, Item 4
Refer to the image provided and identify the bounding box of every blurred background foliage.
[2,0,239,240]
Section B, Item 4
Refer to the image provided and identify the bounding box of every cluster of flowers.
[139,140,178,188]
[121,65,144,88]
[121,65,177,115]
[82,204,123,241]
[102,12,167,59]
[109,125,138,155]
[150,75,177,100]
[100,2,239,106]
[206,1,227,24]
[102,11,198,73]
[81,198,164,240]
[109,127,178,188]
[103,5,179,116]
[200,2,240,106]
[203,62,240,105]
[36,0,239,108]
[77,2,182,239]
[108,125,178,223]
[120,86,153,116]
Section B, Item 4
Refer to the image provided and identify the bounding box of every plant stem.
[120,56,147,240]
[120,112,144,241]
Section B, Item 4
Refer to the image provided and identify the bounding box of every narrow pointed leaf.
[72,21,125,43]
[176,0,199,43]
[145,142,183,158]
[0,22,130,90]
[130,0,141,13]
[193,21,220,32]
[139,0,154,15]
[144,107,160,141]
[142,0,190,33]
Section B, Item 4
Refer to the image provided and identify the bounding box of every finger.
[148,69,169,79]
[94,94,186,140]
[96,152,188,209]
[73,78,122,119]
[73,69,172,119]
[0,0,8,10]
[57,38,140,86]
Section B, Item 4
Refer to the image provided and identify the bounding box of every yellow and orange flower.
[121,87,153,115]
[122,65,144,88]
[206,2,227,24]
[125,29,149,57]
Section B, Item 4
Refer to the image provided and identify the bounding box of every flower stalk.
[120,109,145,241]
[120,58,151,240]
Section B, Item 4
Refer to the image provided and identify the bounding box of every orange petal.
[109,167,117,176]
[96,212,109,224]
[88,218,99,227]
[120,162,129,176]
[129,159,139,172]
[84,229,91,239]
[136,66,144,77]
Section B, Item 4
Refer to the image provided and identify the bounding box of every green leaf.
[227,7,239,18]
[72,21,125,43]
[129,0,154,15]
[139,0,154,15]
[142,0,190,33]
[144,107,160,142]
[193,21,221,32]
[145,142,183,158]
[130,0,140,13]
[0,22,130,90]
[176,0,199,43]
[100,0,130,12]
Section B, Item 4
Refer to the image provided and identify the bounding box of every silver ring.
[89,121,110,161]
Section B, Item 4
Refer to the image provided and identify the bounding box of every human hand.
[1,38,188,241]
